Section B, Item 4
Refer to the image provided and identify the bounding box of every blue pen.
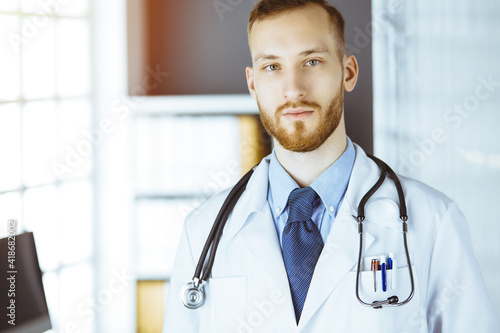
[380,255,387,292]
[390,252,397,290]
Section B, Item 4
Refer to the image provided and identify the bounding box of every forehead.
[248,4,336,60]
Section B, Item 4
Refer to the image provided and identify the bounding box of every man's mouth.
[282,108,314,120]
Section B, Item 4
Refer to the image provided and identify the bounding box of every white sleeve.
[425,201,500,332]
[163,220,201,333]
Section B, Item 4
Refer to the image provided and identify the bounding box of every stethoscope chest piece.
[180,281,205,309]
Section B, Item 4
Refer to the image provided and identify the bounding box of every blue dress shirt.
[268,137,356,247]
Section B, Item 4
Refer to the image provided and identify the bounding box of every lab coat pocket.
[206,276,247,333]
[350,265,425,333]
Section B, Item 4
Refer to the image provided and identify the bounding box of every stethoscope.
[180,155,415,310]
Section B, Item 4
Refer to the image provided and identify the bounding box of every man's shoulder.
[396,173,457,222]
[399,174,452,203]
[185,187,232,229]
[352,144,454,213]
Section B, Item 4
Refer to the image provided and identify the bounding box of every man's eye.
[306,59,320,66]
[265,64,279,71]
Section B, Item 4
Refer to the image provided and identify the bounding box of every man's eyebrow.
[298,47,330,57]
[254,47,330,63]
[254,53,280,63]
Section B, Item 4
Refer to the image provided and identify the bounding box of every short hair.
[248,0,346,59]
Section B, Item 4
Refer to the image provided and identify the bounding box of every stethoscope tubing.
[193,166,255,284]
[185,155,415,310]
[355,155,414,308]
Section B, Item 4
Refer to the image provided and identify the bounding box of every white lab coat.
[163,144,500,333]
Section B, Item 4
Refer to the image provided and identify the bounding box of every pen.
[380,255,387,292]
[387,252,393,292]
[390,252,397,290]
[371,259,378,292]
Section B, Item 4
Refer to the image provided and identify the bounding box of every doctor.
[163,0,500,332]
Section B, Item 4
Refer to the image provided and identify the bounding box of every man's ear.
[343,55,359,92]
[246,66,257,100]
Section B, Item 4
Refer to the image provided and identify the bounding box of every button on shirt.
[268,138,356,247]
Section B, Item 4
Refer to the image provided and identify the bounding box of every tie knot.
[287,187,318,223]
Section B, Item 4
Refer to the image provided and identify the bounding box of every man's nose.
[283,70,307,101]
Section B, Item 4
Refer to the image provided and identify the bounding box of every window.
[0,1,94,331]
[372,0,500,312]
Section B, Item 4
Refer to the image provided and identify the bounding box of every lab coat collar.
[224,143,402,240]
[268,137,356,222]
[224,155,272,240]
[344,143,379,216]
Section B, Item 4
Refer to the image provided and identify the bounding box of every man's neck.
[274,124,348,188]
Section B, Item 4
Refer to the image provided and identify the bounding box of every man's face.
[246,5,347,152]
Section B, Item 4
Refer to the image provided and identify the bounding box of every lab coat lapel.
[224,156,290,292]
[224,156,270,239]
[237,206,293,299]
[298,144,380,328]
[226,158,297,322]
[298,203,375,327]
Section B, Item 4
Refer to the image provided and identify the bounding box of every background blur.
[0,0,498,332]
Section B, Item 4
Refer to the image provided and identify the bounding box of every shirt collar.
[268,137,356,217]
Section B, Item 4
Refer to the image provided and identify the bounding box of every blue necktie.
[282,187,324,324]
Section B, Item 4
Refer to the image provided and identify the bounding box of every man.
[163,0,500,332]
